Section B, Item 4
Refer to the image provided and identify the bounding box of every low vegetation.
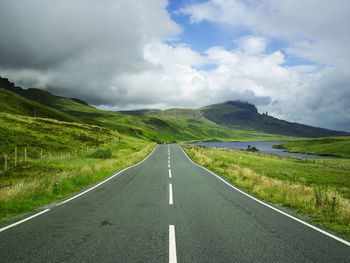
[0,136,155,222]
[184,145,350,238]
[0,109,156,222]
[274,137,350,158]
[0,112,115,163]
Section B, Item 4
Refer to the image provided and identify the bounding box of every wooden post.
[4,154,7,171]
[24,147,27,164]
[68,152,71,159]
[60,153,63,160]
[81,149,84,157]
[14,147,17,167]
[40,150,43,161]
[50,152,52,160]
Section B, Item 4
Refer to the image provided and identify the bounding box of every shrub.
[88,148,112,159]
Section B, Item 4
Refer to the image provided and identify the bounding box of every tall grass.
[0,136,156,221]
[184,145,350,238]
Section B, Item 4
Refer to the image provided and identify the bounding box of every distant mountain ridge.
[200,101,349,137]
[1,76,349,138]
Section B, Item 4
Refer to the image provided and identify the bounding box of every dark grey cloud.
[0,0,180,105]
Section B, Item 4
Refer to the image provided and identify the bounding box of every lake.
[191,141,332,159]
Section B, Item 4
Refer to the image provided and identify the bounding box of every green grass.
[0,86,303,143]
[0,136,156,222]
[0,109,156,222]
[274,137,350,158]
[184,145,350,238]
[0,112,115,163]
[0,88,80,123]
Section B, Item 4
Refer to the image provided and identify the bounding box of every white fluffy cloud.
[180,0,350,131]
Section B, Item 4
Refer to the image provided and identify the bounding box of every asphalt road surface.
[0,144,349,262]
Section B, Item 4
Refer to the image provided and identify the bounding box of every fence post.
[81,149,84,157]
[40,150,43,161]
[24,147,27,164]
[15,147,17,167]
[60,153,63,160]
[68,152,71,159]
[50,152,52,160]
[4,154,7,171]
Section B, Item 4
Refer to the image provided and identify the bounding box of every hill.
[200,101,349,137]
[0,112,114,156]
[0,77,285,142]
[1,76,348,140]
[0,85,80,123]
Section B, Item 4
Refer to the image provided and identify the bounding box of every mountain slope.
[200,101,349,137]
[0,77,281,142]
[0,86,80,123]
[1,76,348,140]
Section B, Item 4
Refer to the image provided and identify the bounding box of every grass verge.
[0,136,156,223]
[183,145,350,238]
[273,136,350,158]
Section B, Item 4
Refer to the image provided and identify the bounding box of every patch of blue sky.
[192,63,218,71]
[166,0,324,73]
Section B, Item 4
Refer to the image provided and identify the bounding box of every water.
[192,141,332,159]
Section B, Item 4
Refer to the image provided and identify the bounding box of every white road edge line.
[169,169,172,178]
[169,183,173,205]
[0,145,159,233]
[0,209,50,233]
[56,145,159,206]
[178,145,350,247]
[169,225,177,263]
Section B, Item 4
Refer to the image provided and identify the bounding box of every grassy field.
[0,136,155,222]
[0,112,115,163]
[0,110,156,222]
[184,145,350,238]
[274,137,350,158]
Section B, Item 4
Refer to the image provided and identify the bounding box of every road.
[0,144,349,262]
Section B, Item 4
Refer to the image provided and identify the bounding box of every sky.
[0,0,349,131]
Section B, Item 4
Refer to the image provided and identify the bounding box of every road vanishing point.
[0,144,349,262]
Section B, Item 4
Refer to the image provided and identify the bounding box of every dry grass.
[0,139,156,220]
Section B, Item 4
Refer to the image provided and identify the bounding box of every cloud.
[0,0,180,104]
[180,0,350,131]
[234,36,267,55]
[180,0,247,25]
[0,0,349,132]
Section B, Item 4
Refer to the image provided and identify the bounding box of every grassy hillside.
[200,101,350,138]
[0,112,114,161]
[0,135,155,221]
[2,77,348,143]
[144,108,291,142]
[1,82,287,142]
[0,88,80,123]
[274,137,350,158]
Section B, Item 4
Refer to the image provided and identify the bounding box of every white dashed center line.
[169,183,173,205]
[169,225,177,263]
